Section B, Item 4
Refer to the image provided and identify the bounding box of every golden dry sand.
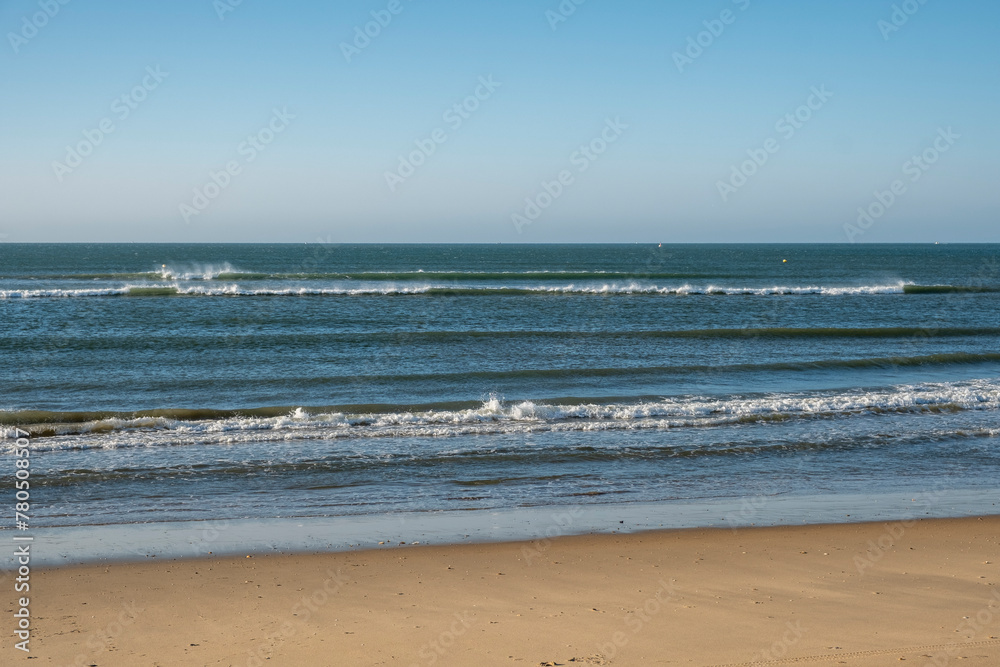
[4,516,1000,666]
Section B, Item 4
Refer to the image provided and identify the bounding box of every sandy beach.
[3,515,998,666]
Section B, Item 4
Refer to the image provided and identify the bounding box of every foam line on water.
[6,281,990,299]
[5,378,999,451]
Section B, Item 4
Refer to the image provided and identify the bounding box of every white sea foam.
[7,378,999,452]
[0,287,132,298]
[0,281,917,298]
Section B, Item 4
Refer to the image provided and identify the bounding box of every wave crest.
[6,281,992,299]
[5,379,999,451]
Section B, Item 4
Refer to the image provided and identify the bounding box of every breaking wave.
[3,281,996,299]
[5,378,999,451]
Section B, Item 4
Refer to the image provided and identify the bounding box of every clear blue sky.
[2,0,998,242]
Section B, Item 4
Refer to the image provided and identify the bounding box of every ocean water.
[2,244,999,547]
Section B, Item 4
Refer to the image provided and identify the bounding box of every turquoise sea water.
[1,244,998,546]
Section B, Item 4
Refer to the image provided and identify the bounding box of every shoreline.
[5,488,998,569]
[5,515,999,665]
